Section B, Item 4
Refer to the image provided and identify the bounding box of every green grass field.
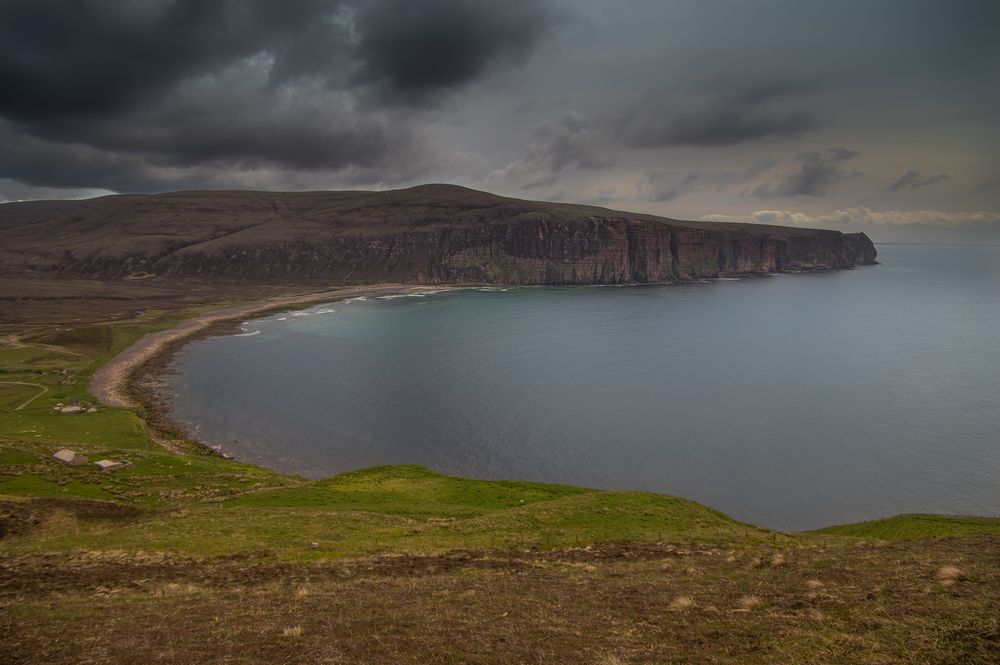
[4,464,786,561]
[0,383,45,411]
[2,300,999,664]
[2,305,998,556]
[814,513,1000,540]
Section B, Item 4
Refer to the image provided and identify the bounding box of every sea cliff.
[0,184,876,284]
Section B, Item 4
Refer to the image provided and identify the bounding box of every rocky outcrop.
[0,184,876,285]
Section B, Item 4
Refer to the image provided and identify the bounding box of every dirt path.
[0,381,49,410]
[89,284,441,408]
[0,333,82,357]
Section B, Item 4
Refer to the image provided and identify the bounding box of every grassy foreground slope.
[2,292,999,664]
[3,464,778,561]
[815,514,1000,541]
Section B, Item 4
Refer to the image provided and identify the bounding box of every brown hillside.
[0,184,876,284]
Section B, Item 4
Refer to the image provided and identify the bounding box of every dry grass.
[668,595,695,611]
[936,565,966,587]
[2,535,998,664]
[598,656,627,665]
[737,595,764,610]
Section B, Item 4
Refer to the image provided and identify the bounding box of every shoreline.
[92,267,876,458]
[90,265,875,411]
[23,265,998,532]
[90,283,452,409]
[107,273,793,460]
[90,283,464,455]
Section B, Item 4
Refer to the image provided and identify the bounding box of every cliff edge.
[0,184,876,284]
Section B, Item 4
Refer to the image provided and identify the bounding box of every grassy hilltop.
[1,287,998,664]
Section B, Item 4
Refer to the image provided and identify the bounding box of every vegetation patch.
[0,475,114,501]
[0,384,46,411]
[2,535,998,665]
[1,287,998,663]
[227,464,589,518]
[23,325,113,357]
[814,513,1000,540]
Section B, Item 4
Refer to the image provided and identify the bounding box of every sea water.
[164,243,1000,530]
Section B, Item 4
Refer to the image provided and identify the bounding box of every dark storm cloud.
[618,81,818,149]
[753,148,861,198]
[27,72,414,172]
[886,170,949,192]
[0,117,423,192]
[352,0,564,103]
[0,0,338,120]
[0,0,561,191]
[0,0,558,118]
[0,0,997,208]
[0,124,180,192]
[1,121,220,193]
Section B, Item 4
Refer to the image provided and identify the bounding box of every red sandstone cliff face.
[0,185,876,285]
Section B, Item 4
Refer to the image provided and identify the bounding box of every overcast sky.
[1,0,998,240]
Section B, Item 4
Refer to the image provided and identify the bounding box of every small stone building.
[52,449,88,465]
[94,459,131,472]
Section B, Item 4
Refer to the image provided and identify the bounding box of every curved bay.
[165,244,1000,530]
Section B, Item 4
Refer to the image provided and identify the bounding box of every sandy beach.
[89,283,437,409]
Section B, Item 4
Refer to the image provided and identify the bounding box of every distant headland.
[0,184,876,286]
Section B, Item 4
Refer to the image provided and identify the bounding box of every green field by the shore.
[2,294,998,664]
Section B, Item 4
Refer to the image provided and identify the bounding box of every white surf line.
[89,283,456,409]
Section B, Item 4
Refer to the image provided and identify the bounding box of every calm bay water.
[165,243,1000,530]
